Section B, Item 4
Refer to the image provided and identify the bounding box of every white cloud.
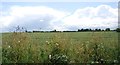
[62,5,118,30]
[0,5,118,32]
[0,6,69,32]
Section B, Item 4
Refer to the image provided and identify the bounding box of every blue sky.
[1,2,118,11]
[0,0,119,2]
[0,2,118,32]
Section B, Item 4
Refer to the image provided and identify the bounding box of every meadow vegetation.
[2,32,119,64]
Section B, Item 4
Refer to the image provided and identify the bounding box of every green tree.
[105,28,110,31]
[116,28,120,32]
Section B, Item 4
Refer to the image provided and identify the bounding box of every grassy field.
[1,32,119,64]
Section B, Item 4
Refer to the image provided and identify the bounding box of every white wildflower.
[46,41,50,44]
[8,45,10,48]
[56,43,59,46]
[91,61,94,63]
[18,41,21,43]
[46,41,48,43]
[101,46,104,48]
[114,60,118,63]
[49,55,52,59]
[101,59,103,61]
[62,55,66,58]
[95,61,99,63]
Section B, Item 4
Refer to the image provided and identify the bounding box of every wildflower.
[49,55,52,59]
[46,41,48,43]
[18,41,21,43]
[47,43,50,45]
[46,41,50,44]
[95,61,99,63]
[101,46,104,48]
[100,59,104,63]
[62,55,67,58]
[91,61,94,63]
[70,60,75,63]
[101,59,103,61]
[8,45,10,48]
[114,60,118,63]
[56,43,59,46]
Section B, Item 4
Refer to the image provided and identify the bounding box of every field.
[1,32,119,64]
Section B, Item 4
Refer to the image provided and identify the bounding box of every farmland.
[1,32,119,64]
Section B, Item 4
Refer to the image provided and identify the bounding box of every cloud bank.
[0,5,118,32]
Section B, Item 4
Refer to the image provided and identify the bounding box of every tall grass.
[2,32,119,64]
[2,32,30,63]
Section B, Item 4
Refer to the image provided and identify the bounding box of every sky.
[0,2,118,32]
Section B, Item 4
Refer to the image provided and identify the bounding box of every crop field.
[1,32,119,64]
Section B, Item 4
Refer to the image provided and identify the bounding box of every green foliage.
[116,28,120,32]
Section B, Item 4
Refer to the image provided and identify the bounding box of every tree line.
[78,28,111,32]
[77,28,120,32]
[32,28,120,32]
[13,26,120,33]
